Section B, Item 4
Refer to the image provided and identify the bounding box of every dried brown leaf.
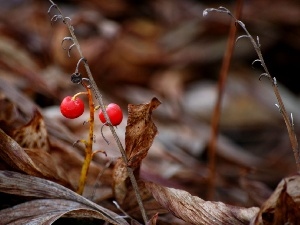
[0,128,44,176]
[0,171,129,225]
[0,199,113,224]
[146,182,259,225]
[113,98,160,203]
[126,97,161,168]
[12,110,50,152]
[25,148,70,187]
[0,128,70,187]
[252,175,300,225]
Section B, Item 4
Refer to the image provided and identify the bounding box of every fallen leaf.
[0,128,70,187]
[146,181,259,225]
[0,128,44,176]
[252,175,300,225]
[113,97,161,203]
[0,170,129,225]
[126,97,161,168]
[0,199,114,224]
[13,110,50,152]
[25,148,70,186]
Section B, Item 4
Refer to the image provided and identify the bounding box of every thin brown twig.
[207,0,243,200]
[48,1,148,223]
[204,6,300,172]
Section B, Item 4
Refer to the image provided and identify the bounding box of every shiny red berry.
[99,103,123,126]
[60,96,84,119]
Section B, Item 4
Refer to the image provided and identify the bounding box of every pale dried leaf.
[252,175,300,225]
[25,148,70,187]
[0,171,129,225]
[0,128,70,186]
[0,199,114,224]
[12,110,50,152]
[146,182,259,225]
[0,128,44,177]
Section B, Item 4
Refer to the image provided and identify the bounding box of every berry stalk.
[77,84,95,195]
[48,1,149,223]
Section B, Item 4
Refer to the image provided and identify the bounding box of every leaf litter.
[1,0,300,224]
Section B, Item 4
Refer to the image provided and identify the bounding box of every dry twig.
[207,0,243,200]
[204,6,300,172]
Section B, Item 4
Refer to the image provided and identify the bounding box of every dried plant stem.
[204,6,300,172]
[207,0,243,200]
[239,22,300,172]
[48,1,148,223]
[77,86,94,195]
[271,79,300,172]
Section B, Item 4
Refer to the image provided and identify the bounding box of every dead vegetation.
[1,0,300,224]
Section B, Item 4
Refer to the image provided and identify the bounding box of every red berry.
[99,103,123,126]
[60,96,84,119]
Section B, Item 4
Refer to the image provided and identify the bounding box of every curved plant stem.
[207,0,243,200]
[77,85,94,195]
[204,4,300,172]
[48,1,148,223]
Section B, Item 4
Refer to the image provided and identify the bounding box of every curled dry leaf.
[113,97,161,203]
[24,148,70,186]
[0,171,129,225]
[252,175,300,225]
[146,181,259,225]
[125,97,161,168]
[0,199,114,224]
[0,128,45,176]
[12,110,50,152]
[0,128,70,187]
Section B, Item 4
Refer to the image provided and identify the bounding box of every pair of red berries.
[60,96,123,126]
